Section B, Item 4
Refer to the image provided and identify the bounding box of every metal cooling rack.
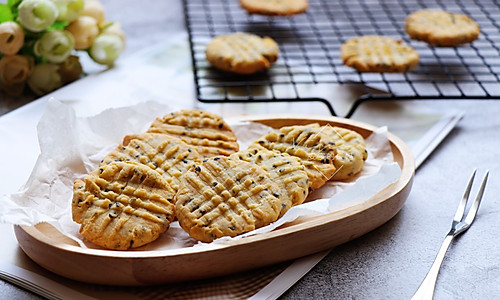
[183,0,500,117]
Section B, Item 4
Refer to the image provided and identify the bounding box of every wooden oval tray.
[15,115,414,285]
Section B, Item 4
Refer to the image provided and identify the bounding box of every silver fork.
[411,169,489,300]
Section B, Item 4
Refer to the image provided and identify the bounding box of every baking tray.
[15,115,414,285]
[183,0,500,117]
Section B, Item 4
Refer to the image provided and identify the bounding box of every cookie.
[318,125,367,180]
[175,156,282,242]
[250,124,337,191]
[230,147,309,215]
[405,9,480,47]
[72,161,176,250]
[101,132,201,192]
[239,0,308,16]
[147,109,239,158]
[205,32,279,75]
[341,35,419,73]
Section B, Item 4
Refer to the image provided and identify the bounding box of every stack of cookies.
[72,109,368,248]
[72,109,239,249]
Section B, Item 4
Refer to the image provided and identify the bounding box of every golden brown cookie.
[239,0,308,16]
[205,32,279,74]
[341,35,419,73]
[230,147,309,215]
[101,132,201,192]
[175,156,282,242]
[405,9,480,46]
[317,125,367,180]
[250,124,337,191]
[147,109,239,158]
[72,161,176,250]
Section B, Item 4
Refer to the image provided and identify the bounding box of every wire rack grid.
[183,0,500,117]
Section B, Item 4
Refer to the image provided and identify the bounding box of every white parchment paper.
[0,98,401,250]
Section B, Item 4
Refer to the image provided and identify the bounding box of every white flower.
[18,0,59,32]
[89,33,124,65]
[27,63,63,95]
[81,0,105,24]
[101,21,126,44]
[51,0,84,22]
[34,30,75,63]
[66,15,99,49]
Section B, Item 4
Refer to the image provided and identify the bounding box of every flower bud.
[27,63,63,95]
[0,22,25,55]
[0,55,34,96]
[34,30,75,63]
[89,33,124,65]
[81,0,105,24]
[66,15,99,49]
[101,21,126,44]
[52,0,84,22]
[0,55,34,85]
[18,0,59,32]
[58,55,82,83]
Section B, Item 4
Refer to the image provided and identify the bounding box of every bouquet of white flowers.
[0,0,125,96]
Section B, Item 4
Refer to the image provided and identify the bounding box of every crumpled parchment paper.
[0,98,401,250]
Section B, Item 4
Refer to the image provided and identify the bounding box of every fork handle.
[411,234,454,300]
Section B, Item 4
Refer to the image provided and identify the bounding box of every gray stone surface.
[283,100,500,300]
